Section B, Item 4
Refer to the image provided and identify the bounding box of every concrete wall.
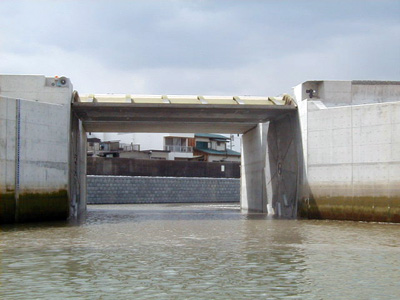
[296,81,400,222]
[0,75,73,223]
[206,154,241,162]
[87,157,240,178]
[119,151,150,159]
[87,176,239,204]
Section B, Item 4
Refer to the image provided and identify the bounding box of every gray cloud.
[0,0,399,96]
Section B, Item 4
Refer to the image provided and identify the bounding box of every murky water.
[1,204,399,299]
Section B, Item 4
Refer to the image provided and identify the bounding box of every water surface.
[1,204,399,299]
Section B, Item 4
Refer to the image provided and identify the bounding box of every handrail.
[164,145,193,153]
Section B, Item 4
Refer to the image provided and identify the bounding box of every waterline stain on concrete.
[0,193,16,223]
[299,196,400,223]
[0,190,69,223]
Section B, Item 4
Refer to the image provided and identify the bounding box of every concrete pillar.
[241,112,300,217]
[241,123,268,212]
[265,114,300,218]
[69,109,87,219]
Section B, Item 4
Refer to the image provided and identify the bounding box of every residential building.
[163,134,194,160]
[87,132,241,154]
[87,132,241,161]
[193,134,241,162]
[87,137,101,156]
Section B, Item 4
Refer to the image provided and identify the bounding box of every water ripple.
[1,204,399,299]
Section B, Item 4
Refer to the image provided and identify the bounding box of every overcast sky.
[1,0,399,96]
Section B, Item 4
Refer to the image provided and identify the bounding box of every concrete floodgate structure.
[0,75,399,223]
[296,81,400,222]
[0,76,73,223]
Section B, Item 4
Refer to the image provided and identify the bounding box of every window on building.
[165,137,189,152]
[196,141,208,149]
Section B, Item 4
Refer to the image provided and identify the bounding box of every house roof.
[195,133,229,140]
[87,137,101,143]
[195,148,241,156]
[142,150,170,153]
[100,140,120,144]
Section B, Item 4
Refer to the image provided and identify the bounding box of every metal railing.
[164,145,193,153]
[121,144,141,151]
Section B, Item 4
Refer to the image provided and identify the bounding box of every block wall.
[87,176,240,204]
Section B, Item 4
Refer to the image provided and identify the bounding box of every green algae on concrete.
[299,196,400,223]
[0,190,69,223]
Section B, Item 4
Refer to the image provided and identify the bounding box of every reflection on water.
[1,204,399,299]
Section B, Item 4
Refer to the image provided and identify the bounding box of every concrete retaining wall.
[87,176,240,204]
